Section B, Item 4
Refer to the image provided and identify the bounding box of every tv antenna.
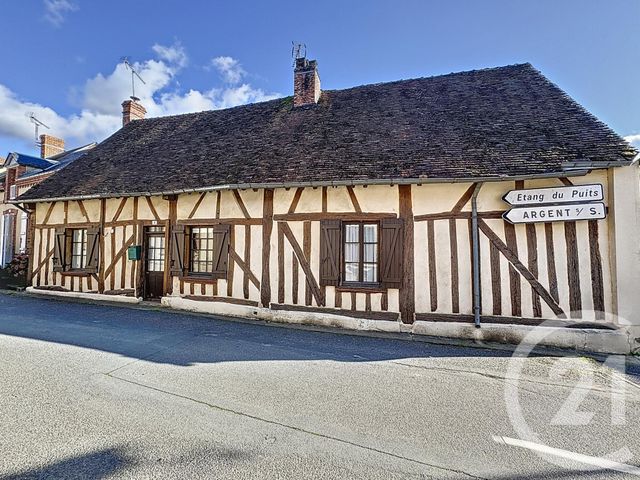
[27,112,50,146]
[122,57,146,101]
[291,42,306,66]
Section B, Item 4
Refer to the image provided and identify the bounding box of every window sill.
[182,275,221,284]
[336,284,386,293]
[60,271,93,277]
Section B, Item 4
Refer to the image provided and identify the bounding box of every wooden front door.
[144,226,166,300]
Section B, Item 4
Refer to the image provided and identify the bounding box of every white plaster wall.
[412,173,614,322]
[45,202,65,224]
[355,185,399,213]
[609,165,640,328]
[136,196,168,221]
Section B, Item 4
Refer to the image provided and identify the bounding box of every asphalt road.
[1,292,639,479]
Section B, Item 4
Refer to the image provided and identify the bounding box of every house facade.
[0,137,95,267]
[17,59,640,353]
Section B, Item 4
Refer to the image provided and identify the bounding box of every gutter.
[562,161,632,170]
[11,170,592,204]
[471,183,484,328]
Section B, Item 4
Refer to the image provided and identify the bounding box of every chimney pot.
[39,134,65,159]
[293,57,321,107]
[122,99,147,126]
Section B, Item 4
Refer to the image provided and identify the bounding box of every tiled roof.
[12,143,96,181]
[20,63,636,202]
[6,153,56,170]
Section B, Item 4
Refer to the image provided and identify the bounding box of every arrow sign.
[503,203,606,224]
[503,184,603,206]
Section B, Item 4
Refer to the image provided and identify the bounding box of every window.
[170,225,229,278]
[343,222,379,284]
[70,229,88,270]
[18,212,27,253]
[9,185,16,200]
[1,213,14,268]
[190,227,217,274]
[53,227,100,274]
[320,218,402,289]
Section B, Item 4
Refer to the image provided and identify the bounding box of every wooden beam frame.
[478,219,564,317]
[77,200,91,223]
[346,186,362,213]
[414,210,504,222]
[177,218,261,226]
[98,199,106,293]
[233,190,251,219]
[42,202,57,225]
[399,185,415,323]
[104,234,135,279]
[187,192,207,219]
[261,189,274,307]
[229,246,260,290]
[111,198,128,222]
[274,212,396,222]
[287,187,304,214]
[145,197,161,222]
[279,222,324,306]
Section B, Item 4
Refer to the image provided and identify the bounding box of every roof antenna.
[122,57,146,101]
[27,112,50,149]
[291,42,306,66]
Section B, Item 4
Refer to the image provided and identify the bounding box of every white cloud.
[0,43,281,150]
[0,84,121,147]
[43,0,77,27]
[209,56,246,84]
[210,84,279,109]
[152,42,188,69]
[624,134,640,149]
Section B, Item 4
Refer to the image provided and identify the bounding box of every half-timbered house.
[15,59,640,353]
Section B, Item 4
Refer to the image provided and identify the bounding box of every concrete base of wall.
[161,296,411,334]
[26,287,142,305]
[412,321,633,355]
[162,296,634,355]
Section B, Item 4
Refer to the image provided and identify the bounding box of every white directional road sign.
[503,202,606,224]
[503,184,603,206]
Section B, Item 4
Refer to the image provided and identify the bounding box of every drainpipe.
[471,183,484,328]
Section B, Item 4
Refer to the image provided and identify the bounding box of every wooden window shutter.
[53,228,66,272]
[170,224,186,277]
[380,218,403,288]
[319,220,341,286]
[211,224,230,279]
[85,227,101,273]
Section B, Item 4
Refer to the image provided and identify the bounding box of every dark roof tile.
[21,63,636,201]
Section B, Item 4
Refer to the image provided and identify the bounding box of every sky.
[0,0,638,156]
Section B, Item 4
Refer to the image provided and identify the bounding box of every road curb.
[6,289,639,368]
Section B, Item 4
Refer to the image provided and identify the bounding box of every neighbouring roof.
[19,63,637,202]
[6,143,96,182]
[5,153,56,170]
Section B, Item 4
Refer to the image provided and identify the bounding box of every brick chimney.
[294,58,321,107]
[122,99,147,126]
[39,134,65,159]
